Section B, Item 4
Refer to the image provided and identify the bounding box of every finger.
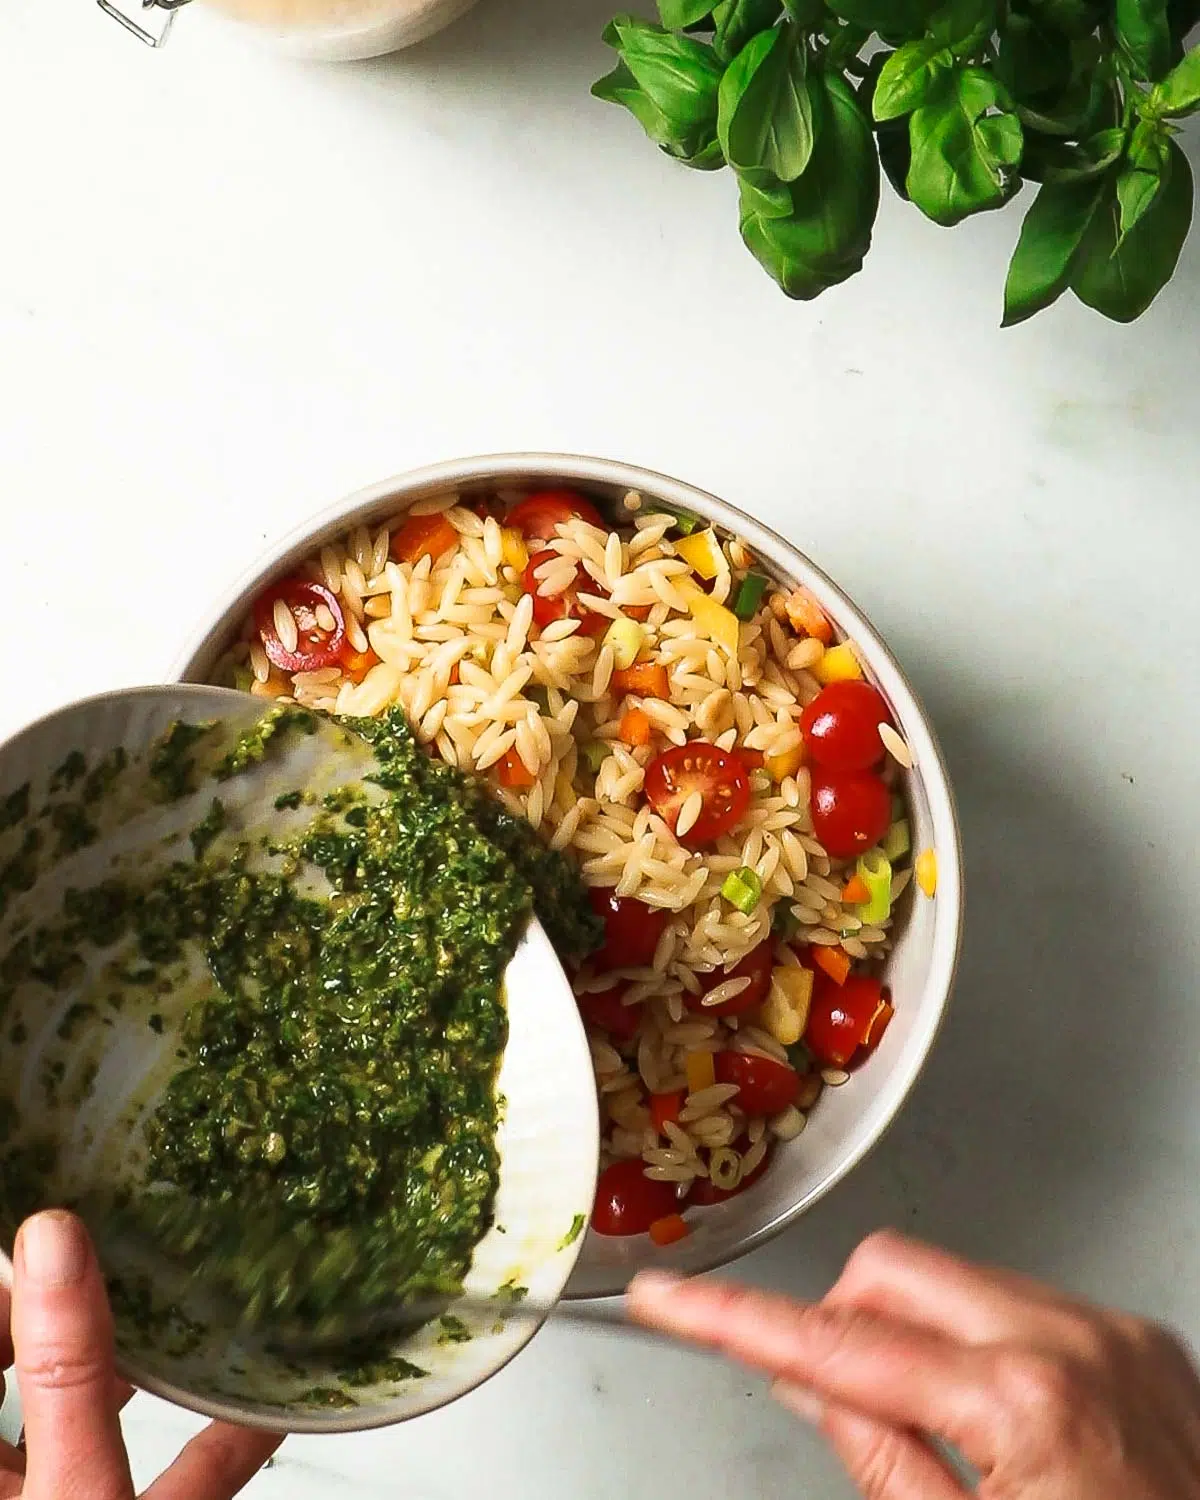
[0,1279,12,1370]
[828,1230,1103,1353]
[628,1272,998,1467]
[142,1421,283,1500]
[777,1390,970,1500]
[12,1211,134,1500]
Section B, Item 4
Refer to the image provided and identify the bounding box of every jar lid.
[97,0,191,46]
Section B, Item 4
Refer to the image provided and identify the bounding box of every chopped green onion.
[721,866,763,915]
[771,902,800,940]
[786,1039,813,1073]
[655,506,700,535]
[855,850,893,925]
[580,740,609,775]
[883,818,911,862]
[232,666,254,694]
[732,572,770,621]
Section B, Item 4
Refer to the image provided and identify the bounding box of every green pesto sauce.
[0,704,600,1367]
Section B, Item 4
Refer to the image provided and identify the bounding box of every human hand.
[0,1210,282,1500]
[628,1229,1200,1499]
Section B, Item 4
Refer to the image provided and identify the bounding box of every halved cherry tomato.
[650,1089,685,1134]
[592,1160,679,1236]
[644,742,752,849]
[714,1051,801,1115]
[810,769,891,860]
[578,983,640,1044]
[390,513,458,566]
[587,889,669,971]
[522,549,608,636]
[800,682,891,772]
[495,748,537,790]
[805,973,893,1069]
[254,578,347,673]
[686,940,773,1017]
[506,490,605,543]
[689,1141,772,1204]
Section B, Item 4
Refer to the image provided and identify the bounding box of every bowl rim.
[0,681,595,1436]
[173,451,965,1294]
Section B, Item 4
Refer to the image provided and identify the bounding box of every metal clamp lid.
[97,0,191,47]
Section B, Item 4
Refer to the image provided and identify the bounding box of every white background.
[3,2,1200,1495]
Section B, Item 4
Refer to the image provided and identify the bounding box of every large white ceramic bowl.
[175,454,964,1300]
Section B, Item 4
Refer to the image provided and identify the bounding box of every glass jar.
[98,0,479,57]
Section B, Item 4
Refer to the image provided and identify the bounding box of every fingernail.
[627,1270,684,1302]
[772,1378,825,1426]
[18,1211,89,1288]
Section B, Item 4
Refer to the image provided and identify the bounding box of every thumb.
[12,1211,134,1500]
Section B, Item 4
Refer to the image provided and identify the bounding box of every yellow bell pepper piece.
[675,528,724,581]
[500,527,529,572]
[764,743,804,782]
[811,641,863,685]
[686,1051,716,1094]
[761,966,814,1046]
[678,579,741,657]
[603,617,647,670]
[915,848,938,898]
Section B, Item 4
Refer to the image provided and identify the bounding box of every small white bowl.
[176,454,964,1300]
[196,0,479,61]
[0,687,597,1433]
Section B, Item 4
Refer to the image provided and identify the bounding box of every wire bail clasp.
[96,0,192,47]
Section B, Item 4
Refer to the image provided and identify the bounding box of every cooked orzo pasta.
[214,486,920,1241]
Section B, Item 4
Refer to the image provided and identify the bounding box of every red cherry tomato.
[686,940,774,1016]
[592,1160,680,1236]
[587,889,669,971]
[522,550,609,637]
[644,742,752,848]
[800,681,892,772]
[506,490,605,543]
[805,973,894,1068]
[810,770,891,859]
[713,1051,801,1116]
[689,1141,772,1204]
[253,578,347,673]
[577,983,640,1043]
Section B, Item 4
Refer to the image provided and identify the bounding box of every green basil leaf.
[1148,42,1200,115]
[859,51,912,197]
[718,23,818,181]
[874,39,954,121]
[907,66,1024,224]
[1023,0,1105,38]
[596,17,725,157]
[782,0,823,20]
[825,0,935,29]
[1073,138,1194,319]
[739,69,880,298]
[1116,119,1174,238]
[1026,125,1127,182]
[1002,176,1108,324]
[659,0,717,24]
[929,0,999,56]
[996,12,1073,105]
[1116,0,1173,80]
[711,0,782,62]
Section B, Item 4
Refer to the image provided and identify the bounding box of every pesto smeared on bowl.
[0,703,599,1377]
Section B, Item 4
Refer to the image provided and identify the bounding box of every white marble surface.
[4,1,1200,1494]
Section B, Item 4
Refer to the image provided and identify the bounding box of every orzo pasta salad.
[215,487,925,1244]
